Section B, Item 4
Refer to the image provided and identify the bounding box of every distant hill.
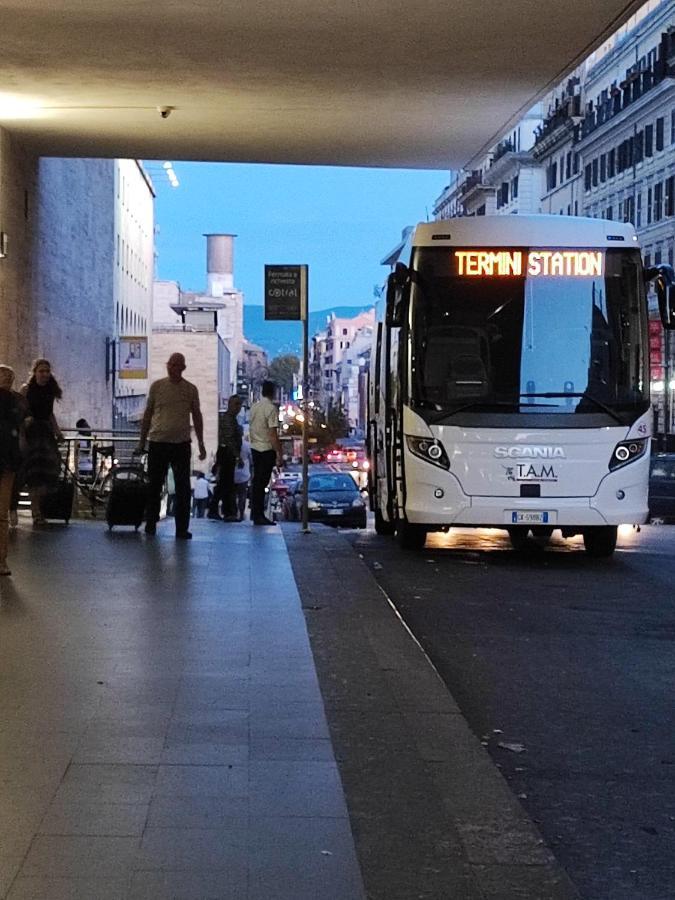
[243,304,374,359]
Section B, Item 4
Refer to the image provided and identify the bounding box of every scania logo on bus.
[494,446,566,459]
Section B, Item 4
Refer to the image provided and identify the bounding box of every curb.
[284,524,580,900]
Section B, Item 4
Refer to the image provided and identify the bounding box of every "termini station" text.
[455,250,604,278]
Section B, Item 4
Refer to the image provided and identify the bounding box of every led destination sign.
[455,250,604,278]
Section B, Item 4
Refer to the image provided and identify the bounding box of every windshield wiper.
[427,399,554,424]
[519,392,625,426]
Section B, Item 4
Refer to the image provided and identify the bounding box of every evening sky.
[152,161,448,312]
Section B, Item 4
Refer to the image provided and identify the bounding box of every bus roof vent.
[431,233,452,240]
[607,234,625,241]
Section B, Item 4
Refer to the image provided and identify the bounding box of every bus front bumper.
[403,473,649,529]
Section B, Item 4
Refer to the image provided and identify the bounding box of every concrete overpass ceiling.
[0,0,646,169]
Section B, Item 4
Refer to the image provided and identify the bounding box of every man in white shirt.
[191,472,211,518]
[136,352,206,539]
[248,380,282,525]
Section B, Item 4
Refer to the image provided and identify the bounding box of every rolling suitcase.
[106,465,149,531]
[40,468,75,524]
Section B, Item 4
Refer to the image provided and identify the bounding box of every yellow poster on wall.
[119,336,148,379]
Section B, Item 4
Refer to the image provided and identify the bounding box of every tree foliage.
[284,401,350,446]
[268,354,300,394]
[325,403,350,443]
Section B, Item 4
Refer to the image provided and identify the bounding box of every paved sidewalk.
[0,515,579,900]
[0,517,365,900]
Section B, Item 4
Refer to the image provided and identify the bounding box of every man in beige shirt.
[249,379,282,525]
[136,353,206,539]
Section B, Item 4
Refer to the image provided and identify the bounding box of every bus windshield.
[409,246,649,425]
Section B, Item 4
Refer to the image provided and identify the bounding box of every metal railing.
[60,429,142,516]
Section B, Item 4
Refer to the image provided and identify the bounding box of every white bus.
[368,216,675,556]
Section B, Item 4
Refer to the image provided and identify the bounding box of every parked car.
[282,472,367,528]
[648,453,675,521]
[309,449,325,464]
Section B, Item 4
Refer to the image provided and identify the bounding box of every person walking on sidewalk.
[233,435,252,522]
[211,393,243,522]
[19,358,65,527]
[249,380,282,526]
[135,352,206,540]
[192,471,210,518]
[0,365,27,576]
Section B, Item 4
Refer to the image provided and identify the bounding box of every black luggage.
[106,465,149,531]
[41,473,75,524]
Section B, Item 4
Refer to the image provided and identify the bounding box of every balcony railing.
[458,171,484,196]
[533,94,581,146]
[579,31,675,140]
[492,138,516,164]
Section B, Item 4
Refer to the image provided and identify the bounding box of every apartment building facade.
[308,309,375,433]
[113,159,155,428]
[430,0,675,440]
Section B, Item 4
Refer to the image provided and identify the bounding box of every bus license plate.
[511,511,549,525]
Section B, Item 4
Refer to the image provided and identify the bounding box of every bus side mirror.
[646,264,675,330]
[385,263,409,327]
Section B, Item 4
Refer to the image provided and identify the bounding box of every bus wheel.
[374,508,395,536]
[582,526,617,558]
[507,526,531,551]
[396,521,427,550]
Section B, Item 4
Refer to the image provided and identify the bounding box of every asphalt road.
[343,523,675,900]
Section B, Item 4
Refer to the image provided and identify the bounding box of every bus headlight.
[406,436,450,470]
[609,438,647,470]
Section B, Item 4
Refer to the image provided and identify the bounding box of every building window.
[655,249,662,265]
[565,152,572,181]
[606,205,613,220]
[592,158,598,187]
[584,164,592,192]
[666,176,675,217]
[645,124,653,157]
[671,109,675,144]
[654,182,663,221]
[634,130,644,164]
[607,149,615,178]
[600,154,607,182]
[656,117,664,152]
[512,175,518,198]
[647,187,653,224]
[637,192,642,227]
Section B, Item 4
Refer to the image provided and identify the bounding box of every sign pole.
[263,263,310,531]
[301,265,310,534]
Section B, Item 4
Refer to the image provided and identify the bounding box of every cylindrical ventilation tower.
[205,233,236,295]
